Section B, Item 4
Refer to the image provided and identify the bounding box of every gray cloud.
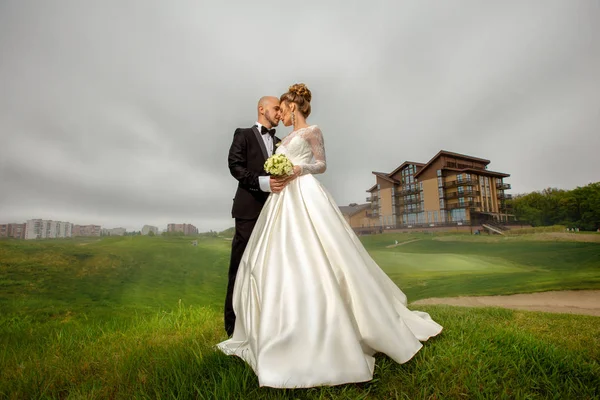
[1,0,599,231]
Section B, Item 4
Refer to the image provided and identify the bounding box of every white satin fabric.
[217,127,443,388]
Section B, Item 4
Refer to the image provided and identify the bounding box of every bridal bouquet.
[264,154,294,177]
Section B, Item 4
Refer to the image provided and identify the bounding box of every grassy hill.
[0,233,599,398]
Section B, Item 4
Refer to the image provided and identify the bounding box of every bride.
[217,83,442,388]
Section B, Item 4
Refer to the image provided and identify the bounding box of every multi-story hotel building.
[366,150,512,229]
[0,223,26,239]
[167,223,198,235]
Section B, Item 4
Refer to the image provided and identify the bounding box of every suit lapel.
[252,126,269,160]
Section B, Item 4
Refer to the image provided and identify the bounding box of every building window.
[449,209,466,222]
[437,169,442,177]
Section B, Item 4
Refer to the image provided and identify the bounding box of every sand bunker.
[412,290,600,316]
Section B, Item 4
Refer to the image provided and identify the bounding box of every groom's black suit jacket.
[228,126,281,220]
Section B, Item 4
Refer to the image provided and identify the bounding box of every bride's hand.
[291,166,301,178]
[270,167,301,193]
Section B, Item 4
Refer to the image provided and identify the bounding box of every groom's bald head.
[257,96,281,129]
[258,96,279,110]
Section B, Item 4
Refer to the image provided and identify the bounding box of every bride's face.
[280,101,294,127]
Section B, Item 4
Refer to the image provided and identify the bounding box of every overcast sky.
[1,1,598,232]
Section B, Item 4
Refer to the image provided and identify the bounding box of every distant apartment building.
[57,221,73,238]
[366,150,512,230]
[25,219,73,240]
[141,225,159,235]
[101,227,126,236]
[72,224,101,237]
[167,223,198,235]
[0,223,26,239]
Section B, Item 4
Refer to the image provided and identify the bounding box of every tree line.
[509,182,600,231]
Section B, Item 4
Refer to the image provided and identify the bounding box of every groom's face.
[262,99,281,128]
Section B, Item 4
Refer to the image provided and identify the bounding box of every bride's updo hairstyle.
[280,83,312,117]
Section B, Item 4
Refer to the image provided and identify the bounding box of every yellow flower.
[264,154,294,177]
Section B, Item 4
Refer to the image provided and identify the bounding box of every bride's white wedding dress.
[217,125,442,388]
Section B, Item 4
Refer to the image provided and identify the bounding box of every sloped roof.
[443,167,510,178]
[372,171,400,184]
[414,150,491,178]
[388,161,426,177]
[339,203,371,217]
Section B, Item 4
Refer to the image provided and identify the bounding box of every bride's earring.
[291,110,296,126]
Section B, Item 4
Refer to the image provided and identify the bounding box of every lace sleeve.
[297,126,327,175]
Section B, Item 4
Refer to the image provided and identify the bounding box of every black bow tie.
[260,126,276,137]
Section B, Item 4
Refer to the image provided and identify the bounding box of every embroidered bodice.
[276,125,326,175]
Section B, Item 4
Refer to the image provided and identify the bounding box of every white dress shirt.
[256,122,274,192]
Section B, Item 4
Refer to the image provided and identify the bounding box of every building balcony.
[496,183,511,190]
[445,190,481,199]
[397,197,421,205]
[443,179,479,188]
[396,206,425,214]
[366,211,379,218]
[395,187,420,196]
[446,201,482,210]
[366,196,377,202]
[497,193,513,200]
[444,162,486,171]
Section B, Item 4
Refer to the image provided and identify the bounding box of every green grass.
[361,233,600,300]
[1,304,598,399]
[1,234,599,399]
[0,236,229,322]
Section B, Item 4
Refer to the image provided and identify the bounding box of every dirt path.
[386,239,422,248]
[411,290,600,316]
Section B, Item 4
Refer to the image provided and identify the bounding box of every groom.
[225,96,288,336]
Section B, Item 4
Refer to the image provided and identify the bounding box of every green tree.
[511,182,600,231]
